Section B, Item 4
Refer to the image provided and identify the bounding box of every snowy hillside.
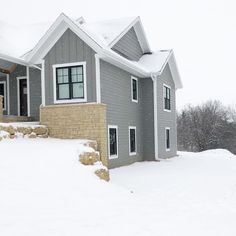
[1,138,236,235]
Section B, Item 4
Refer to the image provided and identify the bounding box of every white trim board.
[129,126,137,156]
[152,76,159,160]
[52,61,87,104]
[0,81,7,111]
[95,54,101,103]
[6,74,10,115]
[16,76,27,116]
[108,125,119,159]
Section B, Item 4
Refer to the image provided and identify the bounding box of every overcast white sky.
[1,0,236,110]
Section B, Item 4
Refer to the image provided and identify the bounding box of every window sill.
[164,109,171,112]
[166,149,170,152]
[54,98,87,104]
[129,152,137,156]
[131,99,138,103]
[109,154,118,160]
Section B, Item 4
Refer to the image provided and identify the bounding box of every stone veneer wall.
[0,96,3,122]
[40,103,108,166]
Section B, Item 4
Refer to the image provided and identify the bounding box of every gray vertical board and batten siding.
[157,64,177,158]
[9,65,26,116]
[112,27,143,61]
[29,68,41,120]
[44,29,97,105]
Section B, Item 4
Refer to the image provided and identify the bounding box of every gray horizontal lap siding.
[44,29,97,105]
[100,60,149,168]
[140,78,155,161]
[157,64,177,158]
[112,27,143,61]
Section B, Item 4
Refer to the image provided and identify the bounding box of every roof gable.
[25,13,104,64]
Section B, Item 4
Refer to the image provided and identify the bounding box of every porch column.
[0,95,3,122]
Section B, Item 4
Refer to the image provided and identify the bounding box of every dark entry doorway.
[19,79,28,116]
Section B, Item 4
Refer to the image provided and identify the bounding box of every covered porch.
[0,54,42,122]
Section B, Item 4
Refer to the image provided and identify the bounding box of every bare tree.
[177,100,236,153]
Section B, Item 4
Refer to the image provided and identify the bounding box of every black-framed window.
[131,77,138,102]
[0,82,5,109]
[164,85,171,110]
[166,128,170,150]
[129,127,136,154]
[109,126,118,157]
[56,65,84,100]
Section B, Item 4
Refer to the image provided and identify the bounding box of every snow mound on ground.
[200,149,235,157]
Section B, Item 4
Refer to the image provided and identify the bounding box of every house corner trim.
[151,74,158,160]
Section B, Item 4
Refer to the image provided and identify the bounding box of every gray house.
[0,13,182,168]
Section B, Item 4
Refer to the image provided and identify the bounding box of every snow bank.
[1,142,236,235]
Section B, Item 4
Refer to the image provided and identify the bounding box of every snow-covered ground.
[1,138,236,236]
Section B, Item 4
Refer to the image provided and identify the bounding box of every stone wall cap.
[41,103,107,109]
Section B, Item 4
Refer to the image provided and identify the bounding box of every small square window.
[131,77,138,102]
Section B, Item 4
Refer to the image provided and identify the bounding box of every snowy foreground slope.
[1,139,236,236]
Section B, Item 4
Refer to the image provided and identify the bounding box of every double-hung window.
[164,85,171,111]
[0,81,6,110]
[131,76,138,102]
[108,125,118,159]
[129,126,137,155]
[54,62,86,103]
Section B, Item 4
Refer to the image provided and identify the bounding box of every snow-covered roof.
[79,17,137,46]
[135,50,171,74]
[0,13,182,88]
[0,21,51,58]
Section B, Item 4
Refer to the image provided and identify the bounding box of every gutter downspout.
[151,74,159,160]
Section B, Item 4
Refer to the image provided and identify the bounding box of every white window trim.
[52,61,87,104]
[131,76,138,103]
[0,81,6,111]
[108,125,118,159]
[165,127,170,151]
[163,83,171,112]
[129,126,137,156]
[16,76,27,116]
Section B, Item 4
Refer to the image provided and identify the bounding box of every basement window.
[108,125,118,159]
[129,126,137,155]
[166,127,170,151]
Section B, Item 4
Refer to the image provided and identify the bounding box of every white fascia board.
[0,53,28,66]
[133,19,151,53]
[168,53,183,89]
[152,50,183,90]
